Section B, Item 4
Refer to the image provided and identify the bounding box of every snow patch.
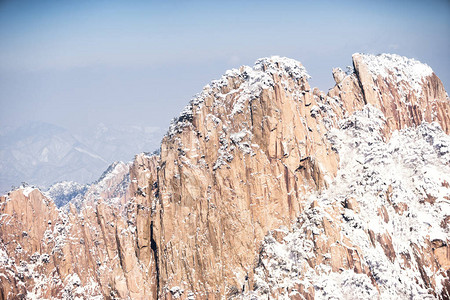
[358,53,433,96]
[167,56,310,137]
[248,105,450,299]
[22,186,36,197]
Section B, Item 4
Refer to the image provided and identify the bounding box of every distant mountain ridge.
[0,121,162,193]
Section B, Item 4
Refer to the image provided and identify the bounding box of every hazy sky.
[1,0,449,134]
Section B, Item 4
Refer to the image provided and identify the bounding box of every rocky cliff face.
[1,53,449,299]
[0,153,158,299]
[250,107,450,299]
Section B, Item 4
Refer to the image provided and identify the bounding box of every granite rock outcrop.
[1,53,449,299]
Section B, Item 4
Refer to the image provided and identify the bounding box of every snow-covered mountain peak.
[94,161,130,185]
[167,56,311,137]
[254,55,310,81]
[354,53,433,94]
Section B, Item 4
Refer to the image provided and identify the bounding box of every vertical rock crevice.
[150,220,160,299]
[352,57,368,105]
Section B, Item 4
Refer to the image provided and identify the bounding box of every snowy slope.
[45,181,88,208]
[248,106,450,299]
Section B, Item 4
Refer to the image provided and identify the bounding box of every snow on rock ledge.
[349,53,449,135]
[248,106,450,299]
[355,53,433,95]
[167,56,310,137]
[254,56,311,82]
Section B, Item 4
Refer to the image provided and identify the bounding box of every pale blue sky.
[1,0,449,133]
